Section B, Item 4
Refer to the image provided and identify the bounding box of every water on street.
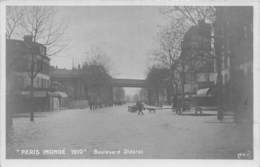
[6,104,252,159]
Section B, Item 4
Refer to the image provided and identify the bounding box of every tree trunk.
[180,62,185,114]
[156,88,159,106]
[174,83,178,108]
[148,89,152,105]
[30,77,34,122]
[166,87,171,105]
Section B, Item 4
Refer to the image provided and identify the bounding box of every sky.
[51,6,170,95]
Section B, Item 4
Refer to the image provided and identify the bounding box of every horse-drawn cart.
[128,105,138,113]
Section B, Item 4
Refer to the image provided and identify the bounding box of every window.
[42,63,45,74]
[46,80,49,88]
[36,60,42,72]
[224,74,228,85]
[243,26,248,39]
[41,79,44,88]
[227,56,230,68]
[38,78,41,88]
[221,56,225,69]
[224,56,227,69]
[35,78,38,88]
[15,76,24,89]
[39,45,46,56]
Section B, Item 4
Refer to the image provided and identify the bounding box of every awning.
[196,88,210,96]
[53,91,68,98]
[19,90,48,97]
[19,90,68,98]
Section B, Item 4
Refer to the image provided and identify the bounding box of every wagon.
[190,87,217,115]
[128,105,138,113]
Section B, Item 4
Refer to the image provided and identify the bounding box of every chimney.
[23,35,33,44]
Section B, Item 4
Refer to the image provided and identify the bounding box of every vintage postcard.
[0,0,259,167]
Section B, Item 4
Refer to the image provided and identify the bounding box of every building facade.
[214,7,253,121]
[181,20,217,95]
[50,67,113,107]
[7,36,50,91]
[50,67,86,100]
[6,35,64,114]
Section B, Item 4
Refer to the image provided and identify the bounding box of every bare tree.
[6,6,68,56]
[6,7,69,121]
[152,20,185,111]
[153,6,216,113]
[84,46,112,74]
[113,87,125,104]
[145,66,169,106]
[24,39,43,121]
[21,7,68,56]
[6,7,25,39]
[82,48,113,106]
[162,6,215,25]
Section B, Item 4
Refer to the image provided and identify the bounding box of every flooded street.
[6,104,252,159]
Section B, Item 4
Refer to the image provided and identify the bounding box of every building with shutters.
[6,35,67,114]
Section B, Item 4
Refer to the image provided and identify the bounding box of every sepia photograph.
[1,1,258,164]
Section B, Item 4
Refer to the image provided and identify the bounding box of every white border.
[0,2,6,167]
[1,1,260,167]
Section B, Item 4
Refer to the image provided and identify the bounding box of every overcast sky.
[50,7,170,96]
[52,6,169,79]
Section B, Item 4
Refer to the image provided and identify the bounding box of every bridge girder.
[111,78,146,88]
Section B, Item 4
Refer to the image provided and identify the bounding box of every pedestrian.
[176,97,181,115]
[217,108,224,121]
[136,101,144,116]
[89,97,94,111]
[89,100,92,111]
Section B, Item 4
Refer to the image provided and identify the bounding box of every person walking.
[89,96,94,111]
[176,97,181,115]
[136,101,144,116]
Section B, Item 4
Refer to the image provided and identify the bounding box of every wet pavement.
[6,104,253,159]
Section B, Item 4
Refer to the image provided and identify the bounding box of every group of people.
[89,101,98,111]
[89,97,103,111]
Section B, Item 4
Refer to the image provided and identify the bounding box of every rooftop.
[6,38,49,60]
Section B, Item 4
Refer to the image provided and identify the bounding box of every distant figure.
[89,99,93,111]
[217,108,224,121]
[89,97,95,111]
[136,101,144,116]
[176,97,181,115]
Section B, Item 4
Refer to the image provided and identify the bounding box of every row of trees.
[6,7,68,121]
[81,48,125,106]
[7,7,124,115]
[6,6,68,56]
[145,7,216,111]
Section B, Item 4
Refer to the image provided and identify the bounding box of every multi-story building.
[181,19,217,95]
[50,67,86,100]
[6,35,63,113]
[214,7,253,120]
[7,36,50,91]
[50,67,113,107]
